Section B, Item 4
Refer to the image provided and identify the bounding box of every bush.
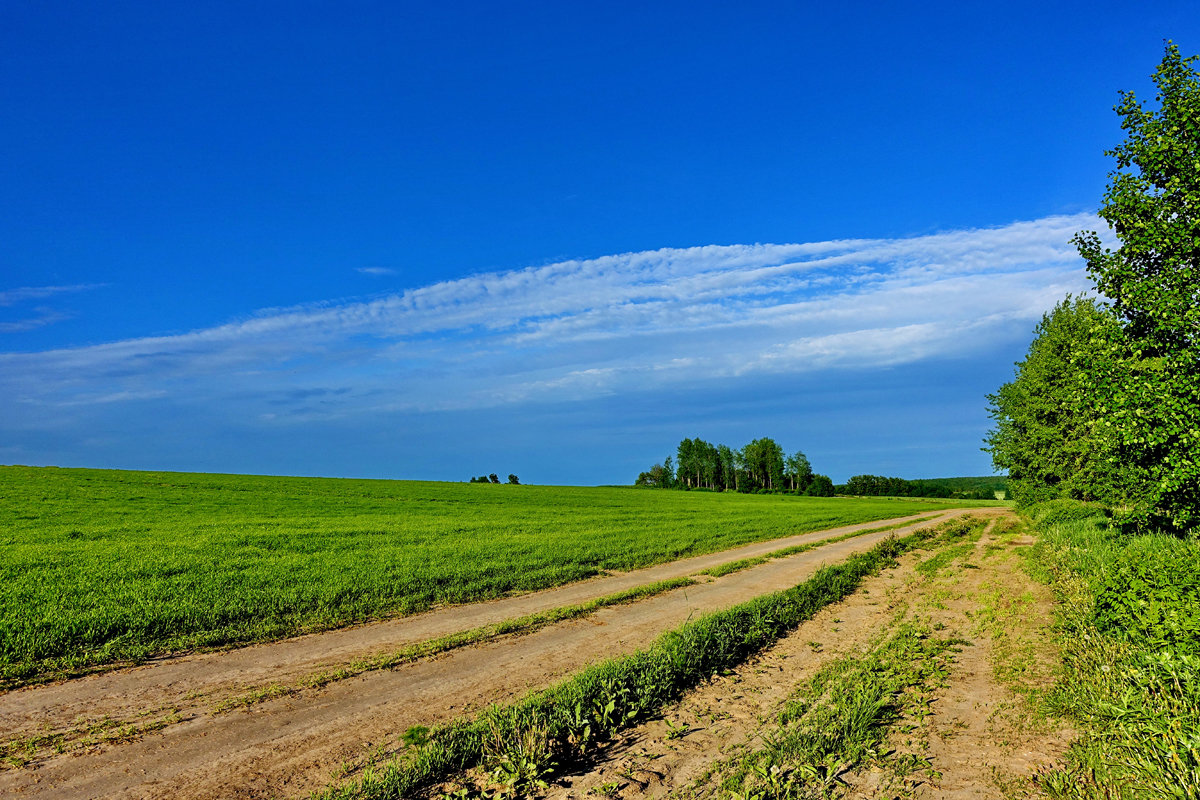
[1091,536,1200,651]
[1027,498,1109,526]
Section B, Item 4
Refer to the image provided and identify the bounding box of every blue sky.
[1,2,1196,484]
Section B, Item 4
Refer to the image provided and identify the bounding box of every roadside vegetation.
[985,43,1199,534]
[982,44,1200,798]
[0,465,991,688]
[1021,500,1200,797]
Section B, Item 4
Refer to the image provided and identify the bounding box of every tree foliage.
[989,44,1200,533]
[1071,43,1200,532]
[985,297,1126,507]
[637,436,832,495]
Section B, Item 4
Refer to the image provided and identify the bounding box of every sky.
[2,1,1196,485]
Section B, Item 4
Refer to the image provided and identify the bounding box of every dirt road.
[545,515,1071,800]
[0,508,999,799]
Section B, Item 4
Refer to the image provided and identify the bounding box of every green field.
[0,466,1001,686]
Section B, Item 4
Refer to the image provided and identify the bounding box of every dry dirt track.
[0,507,1001,800]
[547,514,1072,800]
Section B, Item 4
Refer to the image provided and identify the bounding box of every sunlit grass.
[0,466,986,686]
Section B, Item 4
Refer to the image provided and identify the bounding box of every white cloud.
[0,284,104,306]
[0,214,1107,422]
[356,267,397,276]
[0,308,72,333]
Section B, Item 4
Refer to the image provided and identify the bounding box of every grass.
[1023,502,1200,799]
[0,466,992,687]
[715,623,958,800]
[314,516,989,800]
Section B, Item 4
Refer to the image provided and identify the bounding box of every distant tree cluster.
[469,473,520,484]
[836,475,1001,500]
[636,436,834,495]
[839,475,932,497]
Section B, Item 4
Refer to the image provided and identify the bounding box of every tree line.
[837,474,1001,500]
[636,436,835,495]
[985,44,1200,534]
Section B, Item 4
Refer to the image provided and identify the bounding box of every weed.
[402,725,431,749]
[663,718,691,740]
[713,623,958,800]
[1027,508,1200,798]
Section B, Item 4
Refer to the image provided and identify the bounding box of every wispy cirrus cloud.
[0,283,105,306]
[0,283,105,335]
[0,214,1105,427]
[0,308,72,333]
[356,267,397,276]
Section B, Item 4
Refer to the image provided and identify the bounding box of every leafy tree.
[637,437,821,495]
[1071,43,1200,531]
[786,450,813,493]
[676,437,722,490]
[742,437,785,491]
[804,474,835,496]
[841,474,916,497]
[507,474,520,485]
[635,463,672,488]
[985,297,1125,506]
[717,444,736,491]
[488,473,500,484]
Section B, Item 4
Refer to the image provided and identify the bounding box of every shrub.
[1027,499,1109,526]
[1091,536,1200,651]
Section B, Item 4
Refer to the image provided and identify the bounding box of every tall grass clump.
[319,519,984,800]
[1028,500,1200,798]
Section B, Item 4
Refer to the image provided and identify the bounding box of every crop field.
[0,466,1001,686]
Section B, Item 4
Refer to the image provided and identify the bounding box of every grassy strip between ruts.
[314,516,984,800]
[213,577,697,713]
[709,623,959,800]
[696,516,941,578]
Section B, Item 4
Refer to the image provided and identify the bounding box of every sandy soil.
[0,509,996,799]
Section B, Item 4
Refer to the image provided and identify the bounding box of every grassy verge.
[697,516,940,578]
[316,516,985,800]
[1024,501,1200,798]
[913,520,988,578]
